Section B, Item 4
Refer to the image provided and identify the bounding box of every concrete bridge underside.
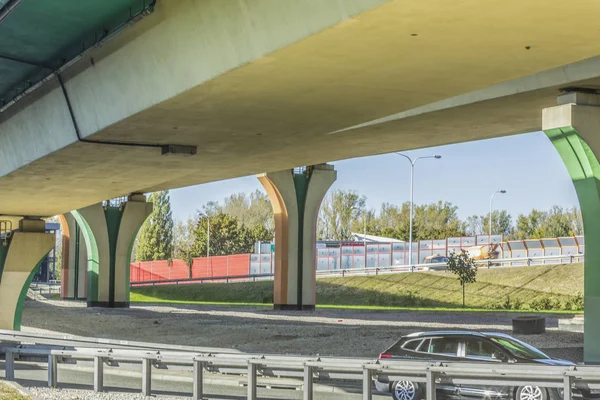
[4,0,600,362]
[3,0,600,218]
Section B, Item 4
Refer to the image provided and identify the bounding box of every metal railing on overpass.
[0,330,598,400]
[129,253,584,287]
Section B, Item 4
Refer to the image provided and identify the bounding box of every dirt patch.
[22,299,584,360]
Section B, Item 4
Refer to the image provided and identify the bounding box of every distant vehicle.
[464,243,501,263]
[375,331,597,400]
[420,255,449,271]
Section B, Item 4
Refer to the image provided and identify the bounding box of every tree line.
[134,189,583,262]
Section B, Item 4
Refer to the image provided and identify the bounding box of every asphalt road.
[4,361,390,400]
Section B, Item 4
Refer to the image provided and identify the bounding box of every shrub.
[573,293,584,310]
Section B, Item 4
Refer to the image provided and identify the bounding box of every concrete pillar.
[258,165,336,310]
[59,213,87,300]
[543,92,600,363]
[72,194,152,308]
[0,219,55,330]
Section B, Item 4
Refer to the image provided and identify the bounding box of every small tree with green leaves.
[446,250,477,307]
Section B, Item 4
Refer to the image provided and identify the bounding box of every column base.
[273,304,315,311]
[87,301,130,308]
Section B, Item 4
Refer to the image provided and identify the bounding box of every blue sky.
[170,131,579,222]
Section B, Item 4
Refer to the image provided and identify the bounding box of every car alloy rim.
[520,386,543,400]
[395,381,416,400]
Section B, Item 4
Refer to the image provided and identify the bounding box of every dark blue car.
[375,331,596,400]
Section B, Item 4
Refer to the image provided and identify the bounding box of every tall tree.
[221,190,274,236]
[202,190,274,240]
[514,207,580,239]
[173,217,196,260]
[535,206,573,238]
[136,191,174,261]
[412,201,466,240]
[318,189,366,240]
[464,210,512,238]
[567,207,584,236]
[191,212,261,256]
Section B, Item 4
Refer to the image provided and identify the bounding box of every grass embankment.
[0,382,29,400]
[131,263,584,312]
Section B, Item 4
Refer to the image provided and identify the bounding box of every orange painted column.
[258,164,336,310]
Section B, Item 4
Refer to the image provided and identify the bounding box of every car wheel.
[391,380,421,400]
[516,385,548,400]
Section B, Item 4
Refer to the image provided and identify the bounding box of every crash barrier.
[130,253,584,287]
[0,329,599,400]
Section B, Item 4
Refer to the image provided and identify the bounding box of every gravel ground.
[21,299,583,360]
[27,387,155,400]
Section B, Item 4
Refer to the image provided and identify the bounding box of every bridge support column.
[72,195,152,308]
[0,219,54,330]
[258,165,336,311]
[543,92,600,363]
[59,213,87,300]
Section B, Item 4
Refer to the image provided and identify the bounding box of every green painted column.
[543,95,600,363]
[71,195,152,308]
[0,220,54,330]
[258,165,336,310]
[59,213,87,300]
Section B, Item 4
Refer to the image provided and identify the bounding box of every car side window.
[465,339,497,359]
[402,339,423,351]
[416,339,431,352]
[428,337,460,356]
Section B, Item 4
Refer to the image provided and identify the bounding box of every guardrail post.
[93,356,104,392]
[303,365,314,400]
[362,367,372,400]
[563,375,574,400]
[193,360,205,400]
[5,350,14,381]
[141,358,152,396]
[48,354,58,388]
[247,362,258,400]
[426,369,437,400]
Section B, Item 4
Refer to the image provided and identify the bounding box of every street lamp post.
[363,212,367,246]
[489,190,507,240]
[207,218,210,259]
[396,153,442,271]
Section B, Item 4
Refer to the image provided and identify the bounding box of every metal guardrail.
[0,330,241,354]
[1,330,600,400]
[130,254,584,286]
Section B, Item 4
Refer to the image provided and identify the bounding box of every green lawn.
[131,263,584,312]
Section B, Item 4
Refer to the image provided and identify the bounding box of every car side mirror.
[492,352,508,362]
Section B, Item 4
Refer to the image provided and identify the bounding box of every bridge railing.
[0,330,598,400]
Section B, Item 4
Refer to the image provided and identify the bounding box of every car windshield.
[489,336,549,360]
